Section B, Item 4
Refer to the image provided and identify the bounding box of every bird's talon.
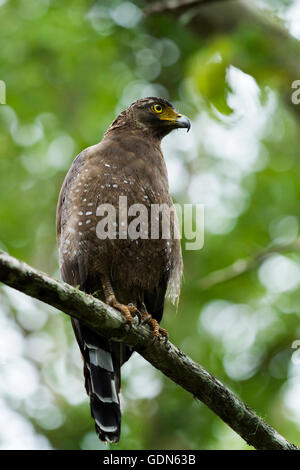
[141,311,168,340]
[120,307,133,325]
[141,313,151,325]
[159,327,168,338]
[134,308,142,325]
[105,295,134,325]
[128,305,138,317]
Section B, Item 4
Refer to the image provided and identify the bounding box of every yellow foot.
[106,295,137,325]
[141,312,168,339]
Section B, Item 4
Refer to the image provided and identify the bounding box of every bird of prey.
[56,97,190,443]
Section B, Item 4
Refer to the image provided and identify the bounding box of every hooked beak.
[175,114,191,132]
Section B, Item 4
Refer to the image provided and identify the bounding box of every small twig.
[145,0,232,15]
[199,238,300,290]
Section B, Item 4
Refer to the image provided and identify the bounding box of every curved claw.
[131,306,143,325]
[128,303,138,318]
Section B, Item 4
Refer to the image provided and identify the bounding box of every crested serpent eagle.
[56,97,191,443]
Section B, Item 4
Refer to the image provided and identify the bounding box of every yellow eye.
[152,104,163,113]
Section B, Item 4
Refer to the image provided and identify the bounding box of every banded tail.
[72,318,126,443]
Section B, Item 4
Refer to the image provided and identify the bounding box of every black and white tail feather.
[72,318,130,443]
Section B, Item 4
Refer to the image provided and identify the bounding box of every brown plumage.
[56,97,190,443]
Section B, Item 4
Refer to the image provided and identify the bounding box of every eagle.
[56,97,190,443]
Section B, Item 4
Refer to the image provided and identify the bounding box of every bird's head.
[108,97,191,140]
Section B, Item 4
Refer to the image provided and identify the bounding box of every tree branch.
[199,237,300,290]
[144,0,231,15]
[0,250,298,450]
[146,0,300,122]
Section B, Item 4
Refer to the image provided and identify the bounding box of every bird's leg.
[101,277,137,325]
[140,303,168,339]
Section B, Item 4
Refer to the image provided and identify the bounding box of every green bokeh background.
[0,0,300,450]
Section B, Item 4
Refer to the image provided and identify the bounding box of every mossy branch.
[0,250,298,450]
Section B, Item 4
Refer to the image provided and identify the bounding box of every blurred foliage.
[1,0,300,450]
